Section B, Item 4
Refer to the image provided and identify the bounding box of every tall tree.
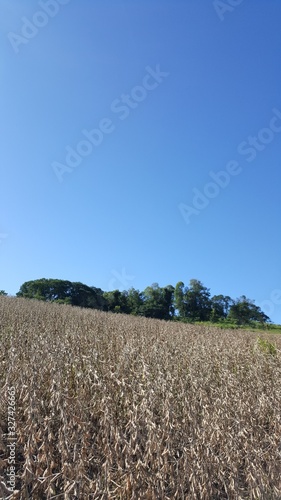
[103,290,129,314]
[162,285,175,319]
[174,281,187,317]
[228,296,270,325]
[142,283,174,320]
[210,294,233,322]
[17,279,105,310]
[70,282,106,309]
[185,279,212,321]
[126,288,144,316]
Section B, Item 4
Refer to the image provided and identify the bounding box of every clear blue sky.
[1,0,281,323]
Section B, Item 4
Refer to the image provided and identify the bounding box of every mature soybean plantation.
[0,297,281,499]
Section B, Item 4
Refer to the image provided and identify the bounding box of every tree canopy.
[228,296,270,325]
[17,279,106,310]
[15,278,271,326]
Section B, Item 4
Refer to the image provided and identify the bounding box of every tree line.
[12,278,270,326]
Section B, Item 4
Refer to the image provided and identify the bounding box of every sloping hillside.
[1,297,281,499]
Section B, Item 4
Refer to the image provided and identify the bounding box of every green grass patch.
[257,337,277,355]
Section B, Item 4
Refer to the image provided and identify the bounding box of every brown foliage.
[0,297,281,499]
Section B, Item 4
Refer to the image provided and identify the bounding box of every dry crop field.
[0,297,281,499]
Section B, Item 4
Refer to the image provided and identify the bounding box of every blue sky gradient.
[1,0,281,322]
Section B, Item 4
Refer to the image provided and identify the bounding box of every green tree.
[103,290,129,314]
[0,290,8,296]
[162,285,175,319]
[210,294,233,322]
[17,278,63,301]
[174,281,187,317]
[90,287,107,310]
[228,296,270,325]
[126,288,144,315]
[70,282,106,309]
[142,283,174,320]
[17,279,105,310]
[185,279,212,321]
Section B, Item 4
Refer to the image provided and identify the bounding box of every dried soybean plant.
[0,296,281,499]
